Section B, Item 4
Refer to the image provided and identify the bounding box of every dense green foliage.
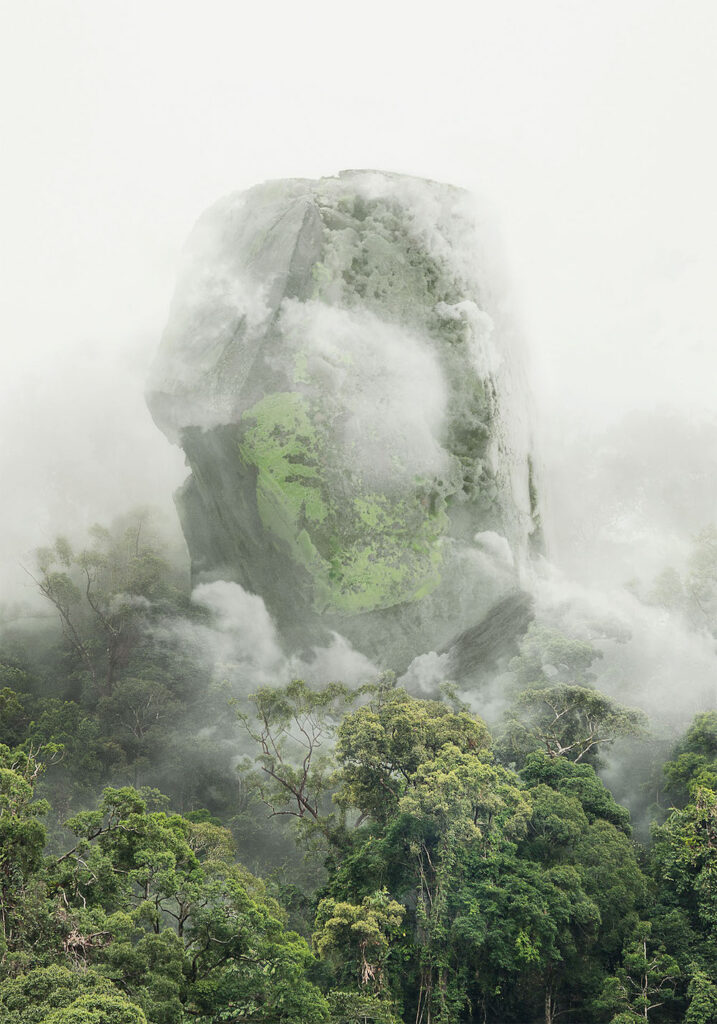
[0,516,715,1023]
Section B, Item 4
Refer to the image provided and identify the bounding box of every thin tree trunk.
[545,978,555,1024]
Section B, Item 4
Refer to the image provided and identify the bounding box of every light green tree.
[314,890,404,992]
[500,683,646,767]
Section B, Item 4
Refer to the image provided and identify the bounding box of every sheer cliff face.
[147,170,541,669]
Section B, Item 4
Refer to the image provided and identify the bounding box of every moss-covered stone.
[148,170,541,668]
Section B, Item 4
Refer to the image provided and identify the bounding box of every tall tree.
[499,683,646,768]
[31,512,180,698]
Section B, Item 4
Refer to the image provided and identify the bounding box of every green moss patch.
[239,393,447,614]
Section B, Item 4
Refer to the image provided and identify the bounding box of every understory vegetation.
[0,513,715,1024]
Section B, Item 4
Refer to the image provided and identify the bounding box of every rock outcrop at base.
[148,170,542,671]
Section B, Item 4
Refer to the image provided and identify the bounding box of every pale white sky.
[1,0,716,597]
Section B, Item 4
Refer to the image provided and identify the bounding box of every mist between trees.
[0,508,716,1024]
